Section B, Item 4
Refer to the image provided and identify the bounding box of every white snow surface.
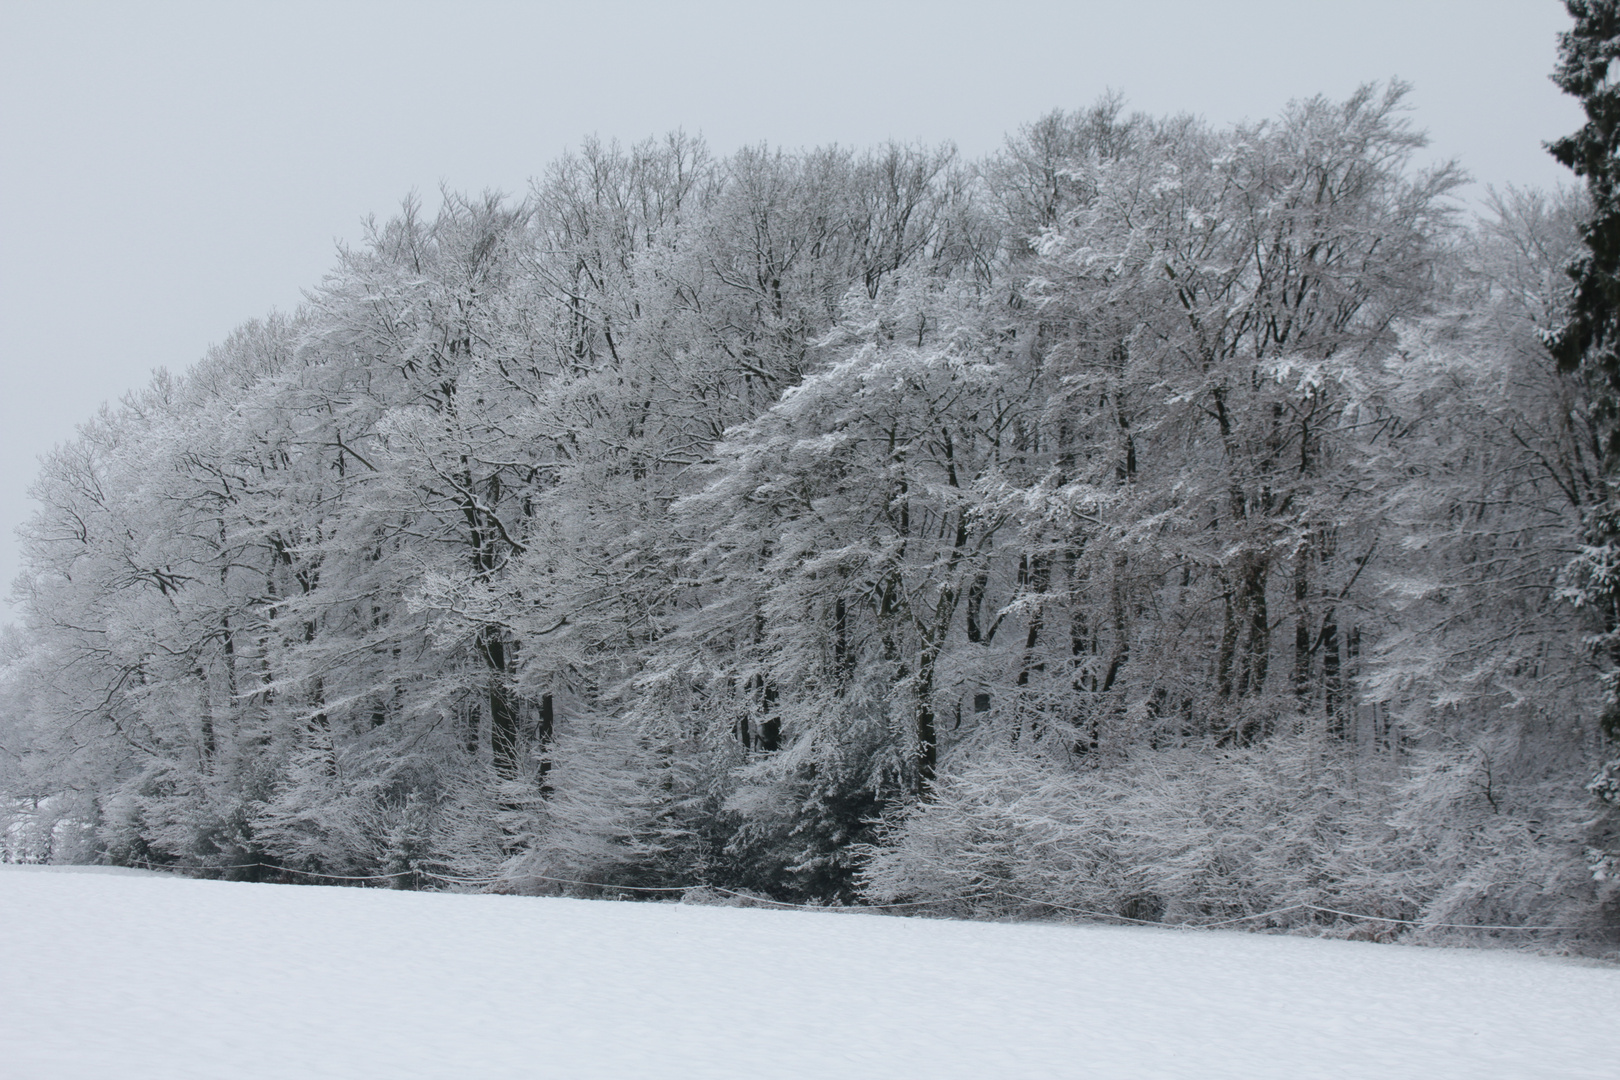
[1,866,1616,1079]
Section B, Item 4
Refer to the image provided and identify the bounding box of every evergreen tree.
[1548,0,1620,424]
[1547,8,1620,898]
[1549,2,1620,743]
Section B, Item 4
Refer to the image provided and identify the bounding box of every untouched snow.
[1,867,1616,1079]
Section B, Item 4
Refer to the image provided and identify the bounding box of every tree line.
[3,82,1617,945]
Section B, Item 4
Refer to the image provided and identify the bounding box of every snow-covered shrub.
[860,737,1396,926]
[499,715,669,893]
[706,734,902,902]
[507,707,901,902]
[1371,735,1620,946]
[861,732,1618,947]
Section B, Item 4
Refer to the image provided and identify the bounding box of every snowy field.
[1,866,1617,1079]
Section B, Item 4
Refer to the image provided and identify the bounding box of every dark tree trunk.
[537,693,555,782]
[1293,541,1312,705]
[1322,608,1343,737]
[480,629,520,779]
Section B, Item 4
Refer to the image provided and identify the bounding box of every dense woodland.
[4,82,1619,946]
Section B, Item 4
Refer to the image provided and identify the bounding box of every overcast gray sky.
[0,0,1586,618]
